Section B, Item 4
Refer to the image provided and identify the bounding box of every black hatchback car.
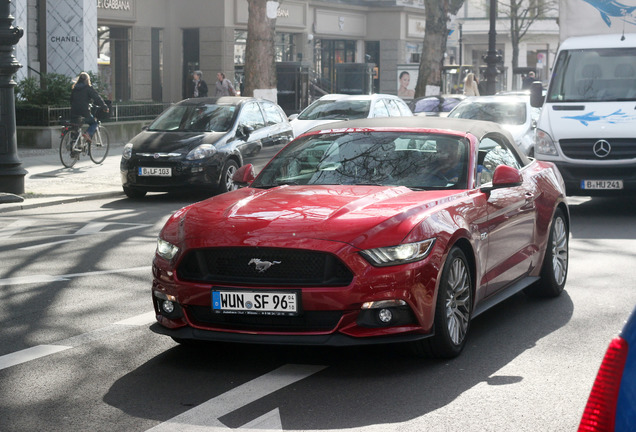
[120,97,293,198]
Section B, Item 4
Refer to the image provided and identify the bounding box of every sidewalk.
[0,143,125,213]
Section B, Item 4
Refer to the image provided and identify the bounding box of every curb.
[0,190,124,213]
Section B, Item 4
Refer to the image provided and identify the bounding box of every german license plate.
[212,289,299,315]
[138,167,172,177]
[581,179,623,190]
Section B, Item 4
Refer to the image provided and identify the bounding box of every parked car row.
[119,93,542,198]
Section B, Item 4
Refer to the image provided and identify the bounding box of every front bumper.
[552,161,636,196]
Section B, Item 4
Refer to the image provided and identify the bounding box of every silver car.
[448,95,541,156]
[288,93,413,137]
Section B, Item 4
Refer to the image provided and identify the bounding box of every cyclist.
[70,72,108,143]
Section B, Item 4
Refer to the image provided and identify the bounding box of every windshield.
[148,104,236,132]
[297,100,371,120]
[547,47,636,102]
[448,101,527,125]
[252,132,469,190]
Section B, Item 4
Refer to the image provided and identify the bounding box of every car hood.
[171,185,466,250]
[130,130,227,153]
[290,119,344,137]
[542,101,636,141]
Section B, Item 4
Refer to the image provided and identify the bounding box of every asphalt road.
[0,192,635,432]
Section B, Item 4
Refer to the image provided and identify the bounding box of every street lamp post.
[458,22,463,66]
[0,0,26,196]
[482,0,501,95]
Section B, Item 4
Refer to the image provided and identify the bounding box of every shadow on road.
[104,291,574,429]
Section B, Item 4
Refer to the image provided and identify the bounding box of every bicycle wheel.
[59,131,79,168]
[89,126,110,164]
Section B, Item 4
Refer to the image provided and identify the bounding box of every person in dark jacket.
[192,71,208,97]
[70,72,107,143]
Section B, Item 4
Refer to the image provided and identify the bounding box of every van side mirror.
[530,82,544,108]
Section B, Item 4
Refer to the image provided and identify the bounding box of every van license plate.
[581,180,623,190]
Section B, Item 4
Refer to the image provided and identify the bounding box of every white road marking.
[0,266,151,286]
[0,219,33,239]
[145,364,327,431]
[74,222,111,235]
[19,239,75,250]
[0,311,156,371]
[239,408,283,429]
[1,221,152,249]
[0,345,72,370]
[115,311,156,326]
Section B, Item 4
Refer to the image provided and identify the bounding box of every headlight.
[360,239,436,267]
[186,144,216,160]
[535,128,558,156]
[156,238,179,260]
[122,143,133,159]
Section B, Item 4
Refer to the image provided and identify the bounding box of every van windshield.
[547,48,636,102]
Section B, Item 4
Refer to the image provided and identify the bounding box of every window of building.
[152,28,163,102]
[98,26,131,101]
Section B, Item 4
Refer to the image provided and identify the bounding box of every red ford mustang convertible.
[151,117,569,358]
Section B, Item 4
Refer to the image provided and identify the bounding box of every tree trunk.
[244,0,277,97]
[415,0,465,98]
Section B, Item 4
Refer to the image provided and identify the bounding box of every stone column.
[46,0,97,77]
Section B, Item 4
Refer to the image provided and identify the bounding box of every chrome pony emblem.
[248,258,281,273]
[593,140,611,158]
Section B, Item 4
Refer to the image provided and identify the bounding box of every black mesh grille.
[186,306,343,332]
[559,138,636,160]
[177,247,354,286]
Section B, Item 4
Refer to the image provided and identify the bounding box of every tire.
[59,132,79,168]
[216,159,239,194]
[89,126,110,164]
[411,247,473,359]
[123,186,147,199]
[525,208,568,297]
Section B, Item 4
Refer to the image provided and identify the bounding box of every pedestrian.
[192,71,208,98]
[463,72,480,96]
[70,72,108,143]
[215,72,236,97]
[522,71,536,90]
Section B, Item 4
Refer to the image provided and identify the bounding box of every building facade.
[10,0,559,104]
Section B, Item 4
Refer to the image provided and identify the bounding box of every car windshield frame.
[296,100,372,120]
[252,131,470,190]
[147,104,237,132]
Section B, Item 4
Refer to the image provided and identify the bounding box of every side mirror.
[288,114,299,121]
[481,165,523,193]
[492,164,523,188]
[237,124,254,141]
[530,81,544,108]
[232,163,256,186]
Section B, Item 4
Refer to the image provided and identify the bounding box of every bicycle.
[59,116,111,168]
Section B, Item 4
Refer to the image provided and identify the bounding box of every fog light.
[162,300,175,314]
[378,308,393,323]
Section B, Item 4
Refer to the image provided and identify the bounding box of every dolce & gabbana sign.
[98,0,131,10]
[97,0,136,20]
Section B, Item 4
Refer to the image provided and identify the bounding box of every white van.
[531,33,636,195]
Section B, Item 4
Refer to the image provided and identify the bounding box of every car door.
[477,135,539,296]
[235,101,266,156]
[260,101,294,146]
